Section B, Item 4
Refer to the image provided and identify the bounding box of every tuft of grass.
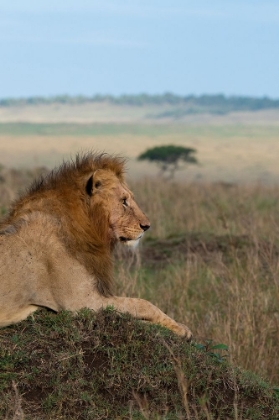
[1,309,278,420]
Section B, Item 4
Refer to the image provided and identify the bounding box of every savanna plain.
[1,103,279,419]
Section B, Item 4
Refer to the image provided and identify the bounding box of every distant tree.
[138,145,198,179]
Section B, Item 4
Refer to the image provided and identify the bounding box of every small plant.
[138,145,198,179]
[192,340,229,363]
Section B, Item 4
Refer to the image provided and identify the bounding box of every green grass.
[0,207,7,216]
[0,122,279,139]
[0,122,178,137]
[1,309,278,420]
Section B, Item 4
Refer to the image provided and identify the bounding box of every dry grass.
[1,121,279,185]
[116,179,279,385]
[1,102,279,125]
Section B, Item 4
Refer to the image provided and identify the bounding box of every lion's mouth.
[119,233,143,243]
[119,233,144,250]
[119,236,129,243]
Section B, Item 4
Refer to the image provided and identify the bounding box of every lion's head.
[87,168,150,248]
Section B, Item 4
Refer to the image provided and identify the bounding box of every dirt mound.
[1,309,278,419]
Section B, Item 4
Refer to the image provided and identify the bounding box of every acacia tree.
[138,145,198,179]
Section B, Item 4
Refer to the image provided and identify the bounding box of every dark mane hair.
[29,152,126,195]
[2,152,127,296]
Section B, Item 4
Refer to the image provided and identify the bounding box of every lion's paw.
[176,323,193,341]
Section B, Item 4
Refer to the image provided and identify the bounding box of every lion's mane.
[1,153,126,296]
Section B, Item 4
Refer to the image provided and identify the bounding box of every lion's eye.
[123,198,128,207]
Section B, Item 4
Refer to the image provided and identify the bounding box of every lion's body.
[0,153,192,338]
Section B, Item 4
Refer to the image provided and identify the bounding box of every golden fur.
[0,153,192,338]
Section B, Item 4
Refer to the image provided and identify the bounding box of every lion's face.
[88,169,150,247]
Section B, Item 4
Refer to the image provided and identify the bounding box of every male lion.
[0,153,192,338]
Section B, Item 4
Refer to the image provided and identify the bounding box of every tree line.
[1,93,279,112]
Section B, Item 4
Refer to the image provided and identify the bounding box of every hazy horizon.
[1,93,279,101]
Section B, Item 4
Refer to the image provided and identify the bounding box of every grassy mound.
[1,309,278,419]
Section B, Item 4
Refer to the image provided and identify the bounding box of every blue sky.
[1,0,279,98]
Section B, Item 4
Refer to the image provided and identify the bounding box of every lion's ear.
[85,175,93,196]
[86,173,102,196]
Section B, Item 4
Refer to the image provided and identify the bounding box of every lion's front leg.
[94,296,192,339]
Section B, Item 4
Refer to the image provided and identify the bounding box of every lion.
[0,152,192,339]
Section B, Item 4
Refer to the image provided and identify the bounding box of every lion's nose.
[140,223,150,232]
